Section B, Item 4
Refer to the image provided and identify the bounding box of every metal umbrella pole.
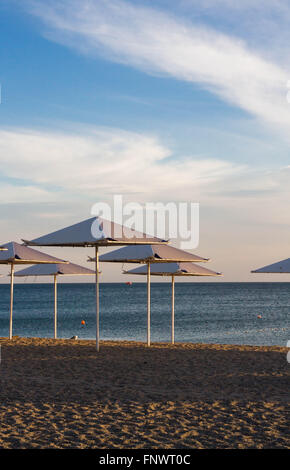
[9,263,14,340]
[171,275,175,345]
[95,246,100,352]
[147,261,151,347]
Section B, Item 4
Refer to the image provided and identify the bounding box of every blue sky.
[1,0,290,282]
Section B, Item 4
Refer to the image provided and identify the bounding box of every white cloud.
[1,124,290,228]
[24,0,290,135]
[178,0,290,64]
[0,183,55,204]
[0,125,242,203]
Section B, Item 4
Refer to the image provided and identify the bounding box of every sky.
[1,0,290,283]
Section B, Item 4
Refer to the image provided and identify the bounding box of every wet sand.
[0,337,289,449]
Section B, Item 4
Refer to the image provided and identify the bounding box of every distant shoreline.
[1,336,288,351]
[1,280,290,284]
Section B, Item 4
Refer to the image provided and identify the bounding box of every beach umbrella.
[124,261,222,344]
[252,259,290,320]
[23,216,167,351]
[0,242,68,339]
[14,262,95,339]
[251,258,290,273]
[94,244,210,346]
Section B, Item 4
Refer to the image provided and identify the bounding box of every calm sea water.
[0,282,289,346]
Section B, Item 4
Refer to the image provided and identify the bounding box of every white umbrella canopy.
[94,245,210,346]
[251,258,290,273]
[0,242,68,340]
[96,244,210,263]
[15,262,95,339]
[125,262,222,344]
[124,261,221,276]
[23,216,167,351]
[22,216,167,247]
[0,242,68,265]
[14,262,95,277]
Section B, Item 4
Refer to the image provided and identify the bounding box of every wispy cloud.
[1,124,290,227]
[0,125,242,203]
[24,0,290,135]
[178,0,290,64]
[0,183,55,204]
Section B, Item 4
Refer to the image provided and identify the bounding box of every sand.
[0,337,289,449]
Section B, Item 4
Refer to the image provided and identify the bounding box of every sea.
[0,282,289,347]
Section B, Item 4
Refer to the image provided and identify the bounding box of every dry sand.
[0,337,289,449]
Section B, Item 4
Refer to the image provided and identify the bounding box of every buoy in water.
[81,320,86,326]
[126,282,133,286]
[257,315,262,319]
